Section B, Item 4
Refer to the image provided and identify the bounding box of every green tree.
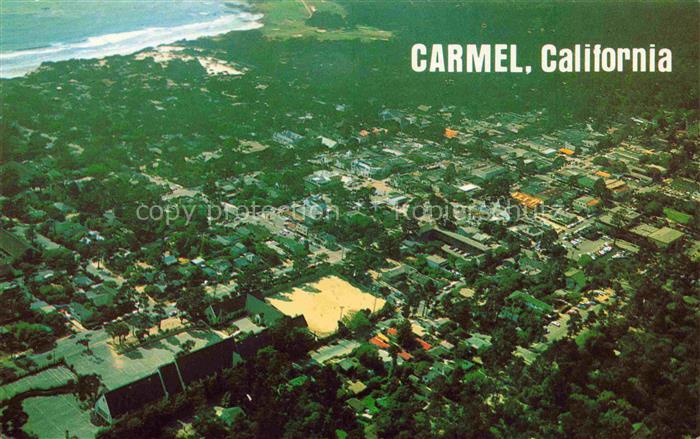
[75,374,101,403]
[395,319,414,350]
[105,321,130,344]
[342,310,372,340]
[192,409,229,437]
[152,303,166,331]
[593,178,611,203]
[176,287,209,323]
[179,339,196,356]
[355,344,384,373]
[0,400,29,438]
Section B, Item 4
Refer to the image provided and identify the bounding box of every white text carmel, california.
[411,43,672,74]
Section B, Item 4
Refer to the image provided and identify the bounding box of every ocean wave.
[0,12,263,78]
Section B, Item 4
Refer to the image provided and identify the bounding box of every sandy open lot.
[267,276,385,337]
[135,46,244,76]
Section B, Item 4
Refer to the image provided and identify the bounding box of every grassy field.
[253,0,391,41]
[663,207,692,225]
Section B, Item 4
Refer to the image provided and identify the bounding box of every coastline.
[0,9,263,79]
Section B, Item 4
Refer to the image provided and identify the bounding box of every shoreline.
[0,9,263,79]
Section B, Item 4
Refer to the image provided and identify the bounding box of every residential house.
[471,164,506,181]
[272,131,304,147]
[572,195,600,214]
[507,290,553,314]
[205,294,247,325]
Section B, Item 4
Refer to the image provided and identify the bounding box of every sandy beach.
[1,9,261,78]
[135,46,245,76]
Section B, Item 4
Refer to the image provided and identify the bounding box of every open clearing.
[255,0,391,41]
[267,276,385,337]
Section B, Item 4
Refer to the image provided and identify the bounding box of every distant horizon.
[0,0,260,78]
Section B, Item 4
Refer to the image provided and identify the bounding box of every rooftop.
[648,227,684,245]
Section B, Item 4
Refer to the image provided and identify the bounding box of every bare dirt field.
[267,276,385,337]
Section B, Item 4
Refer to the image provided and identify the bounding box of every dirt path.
[298,0,314,17]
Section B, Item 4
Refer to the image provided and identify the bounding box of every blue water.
[0,0,262,78]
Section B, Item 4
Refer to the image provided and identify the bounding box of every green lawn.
[566,268,587,292]
[663,207,692,224]
[254,0,391,41]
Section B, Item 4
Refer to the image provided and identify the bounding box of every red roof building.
[369,337,390,349]
[416,338,432,351]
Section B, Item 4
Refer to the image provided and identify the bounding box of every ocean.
[0,0,262,78]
